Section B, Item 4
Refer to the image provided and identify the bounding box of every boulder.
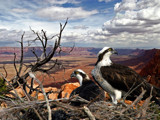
[38,93,45,100]
[49,93,59,100]
[58,82,80,98]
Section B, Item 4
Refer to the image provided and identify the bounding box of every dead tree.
[0,19,68,120]
[7,19,68,91]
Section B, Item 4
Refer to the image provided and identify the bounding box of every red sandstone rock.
[44,87,58,93]
[31,91,37,97]
[38,93,45,100]
[49,93,58,100]
[58,82,80,98]
[140,49,160,87]
[9,87,25,98]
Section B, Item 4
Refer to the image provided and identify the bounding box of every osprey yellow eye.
[75,71,79,74]
[108,48,112,51]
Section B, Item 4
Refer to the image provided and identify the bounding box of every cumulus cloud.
[36,7,98,20]
[73,25,89,30]
[98,0,114,3]
[0,29,24,46]
[0,28,60,47]
[12,8,31,13]
[114,0,137,12]
[105,0,160,34]
[94,0,160,48]
[44,0,80,4]
[1,0,160,48]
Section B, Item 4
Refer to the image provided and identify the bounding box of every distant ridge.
[139,49,160,87]
[116,49,157,73]
[0,47,145,58]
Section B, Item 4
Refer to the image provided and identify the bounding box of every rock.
[44,87,58,93]
[8,85,59,100]
[8,87,25,98]
[124,100,132,105]
[37,87,58,100]
[0,102,7,108]
[31,91,37,97]
[44,87,52,93]
[37,92,58,100]
[139,49,160,87]
[105,92,110,100]
[16,88,25,97]
[58,82,80,98]
[38,93,45,100]
[49,93,58,100]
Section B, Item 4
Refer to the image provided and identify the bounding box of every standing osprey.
[92,47,160,104]
[70,69,105,102]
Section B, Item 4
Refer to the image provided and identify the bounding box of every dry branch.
[0,19,69,120]
[136,87,153,119]
[9,19,68,90]
[121,88,146,114]
[29,71,52,120]
[83,106,96,120]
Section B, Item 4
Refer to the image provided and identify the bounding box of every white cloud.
[98,0,114,3]
[36,6,98,20]
[73,25,89,30]
[0,29,24,46]
[12,8,31,13]
[136,0,160,10]
[44,0,80,4]
[114,0,137,12]
[91,0,160,48]
[107,0,160,33]
[137,7,160,21]
[1,0,160,48]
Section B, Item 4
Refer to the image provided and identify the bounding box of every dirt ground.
[0,56,97,87]
[38,56,97,87]
[0,54,141,88]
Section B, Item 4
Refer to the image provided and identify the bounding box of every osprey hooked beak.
[70,72,76,78]
[112,49,118,55]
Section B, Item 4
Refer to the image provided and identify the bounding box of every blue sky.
[0,0,160,48]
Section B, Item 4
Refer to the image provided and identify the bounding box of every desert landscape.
[0,46,160,119]
[0,47,159,88]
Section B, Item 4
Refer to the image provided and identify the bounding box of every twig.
[83,106,96,120]
[16,79,31,101]
[18,32,25,76]
[87,93,103,107]
[123,80,146,101]
[121,88,146,114]
[136,87,153,119]
[31,48,39,61]
[13,53,19,78]
[0,73,23,102]
[29,71,52,120]
[70,95,89,104]
[2,64,8,78]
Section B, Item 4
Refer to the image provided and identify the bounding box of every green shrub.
[0,78,7,94]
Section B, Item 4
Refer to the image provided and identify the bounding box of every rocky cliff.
[139,49,160,87]
[117,49,157,73]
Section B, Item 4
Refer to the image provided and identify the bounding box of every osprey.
[70,69,105,102]
[92,47,160,104]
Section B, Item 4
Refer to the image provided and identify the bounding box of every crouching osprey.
[92,47,160,105]
[70,69,105,102]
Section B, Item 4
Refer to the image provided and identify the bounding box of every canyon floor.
[0,54,138,88]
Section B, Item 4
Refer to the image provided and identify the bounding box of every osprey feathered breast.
[92,47,160,104]
[70,69,105,102]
